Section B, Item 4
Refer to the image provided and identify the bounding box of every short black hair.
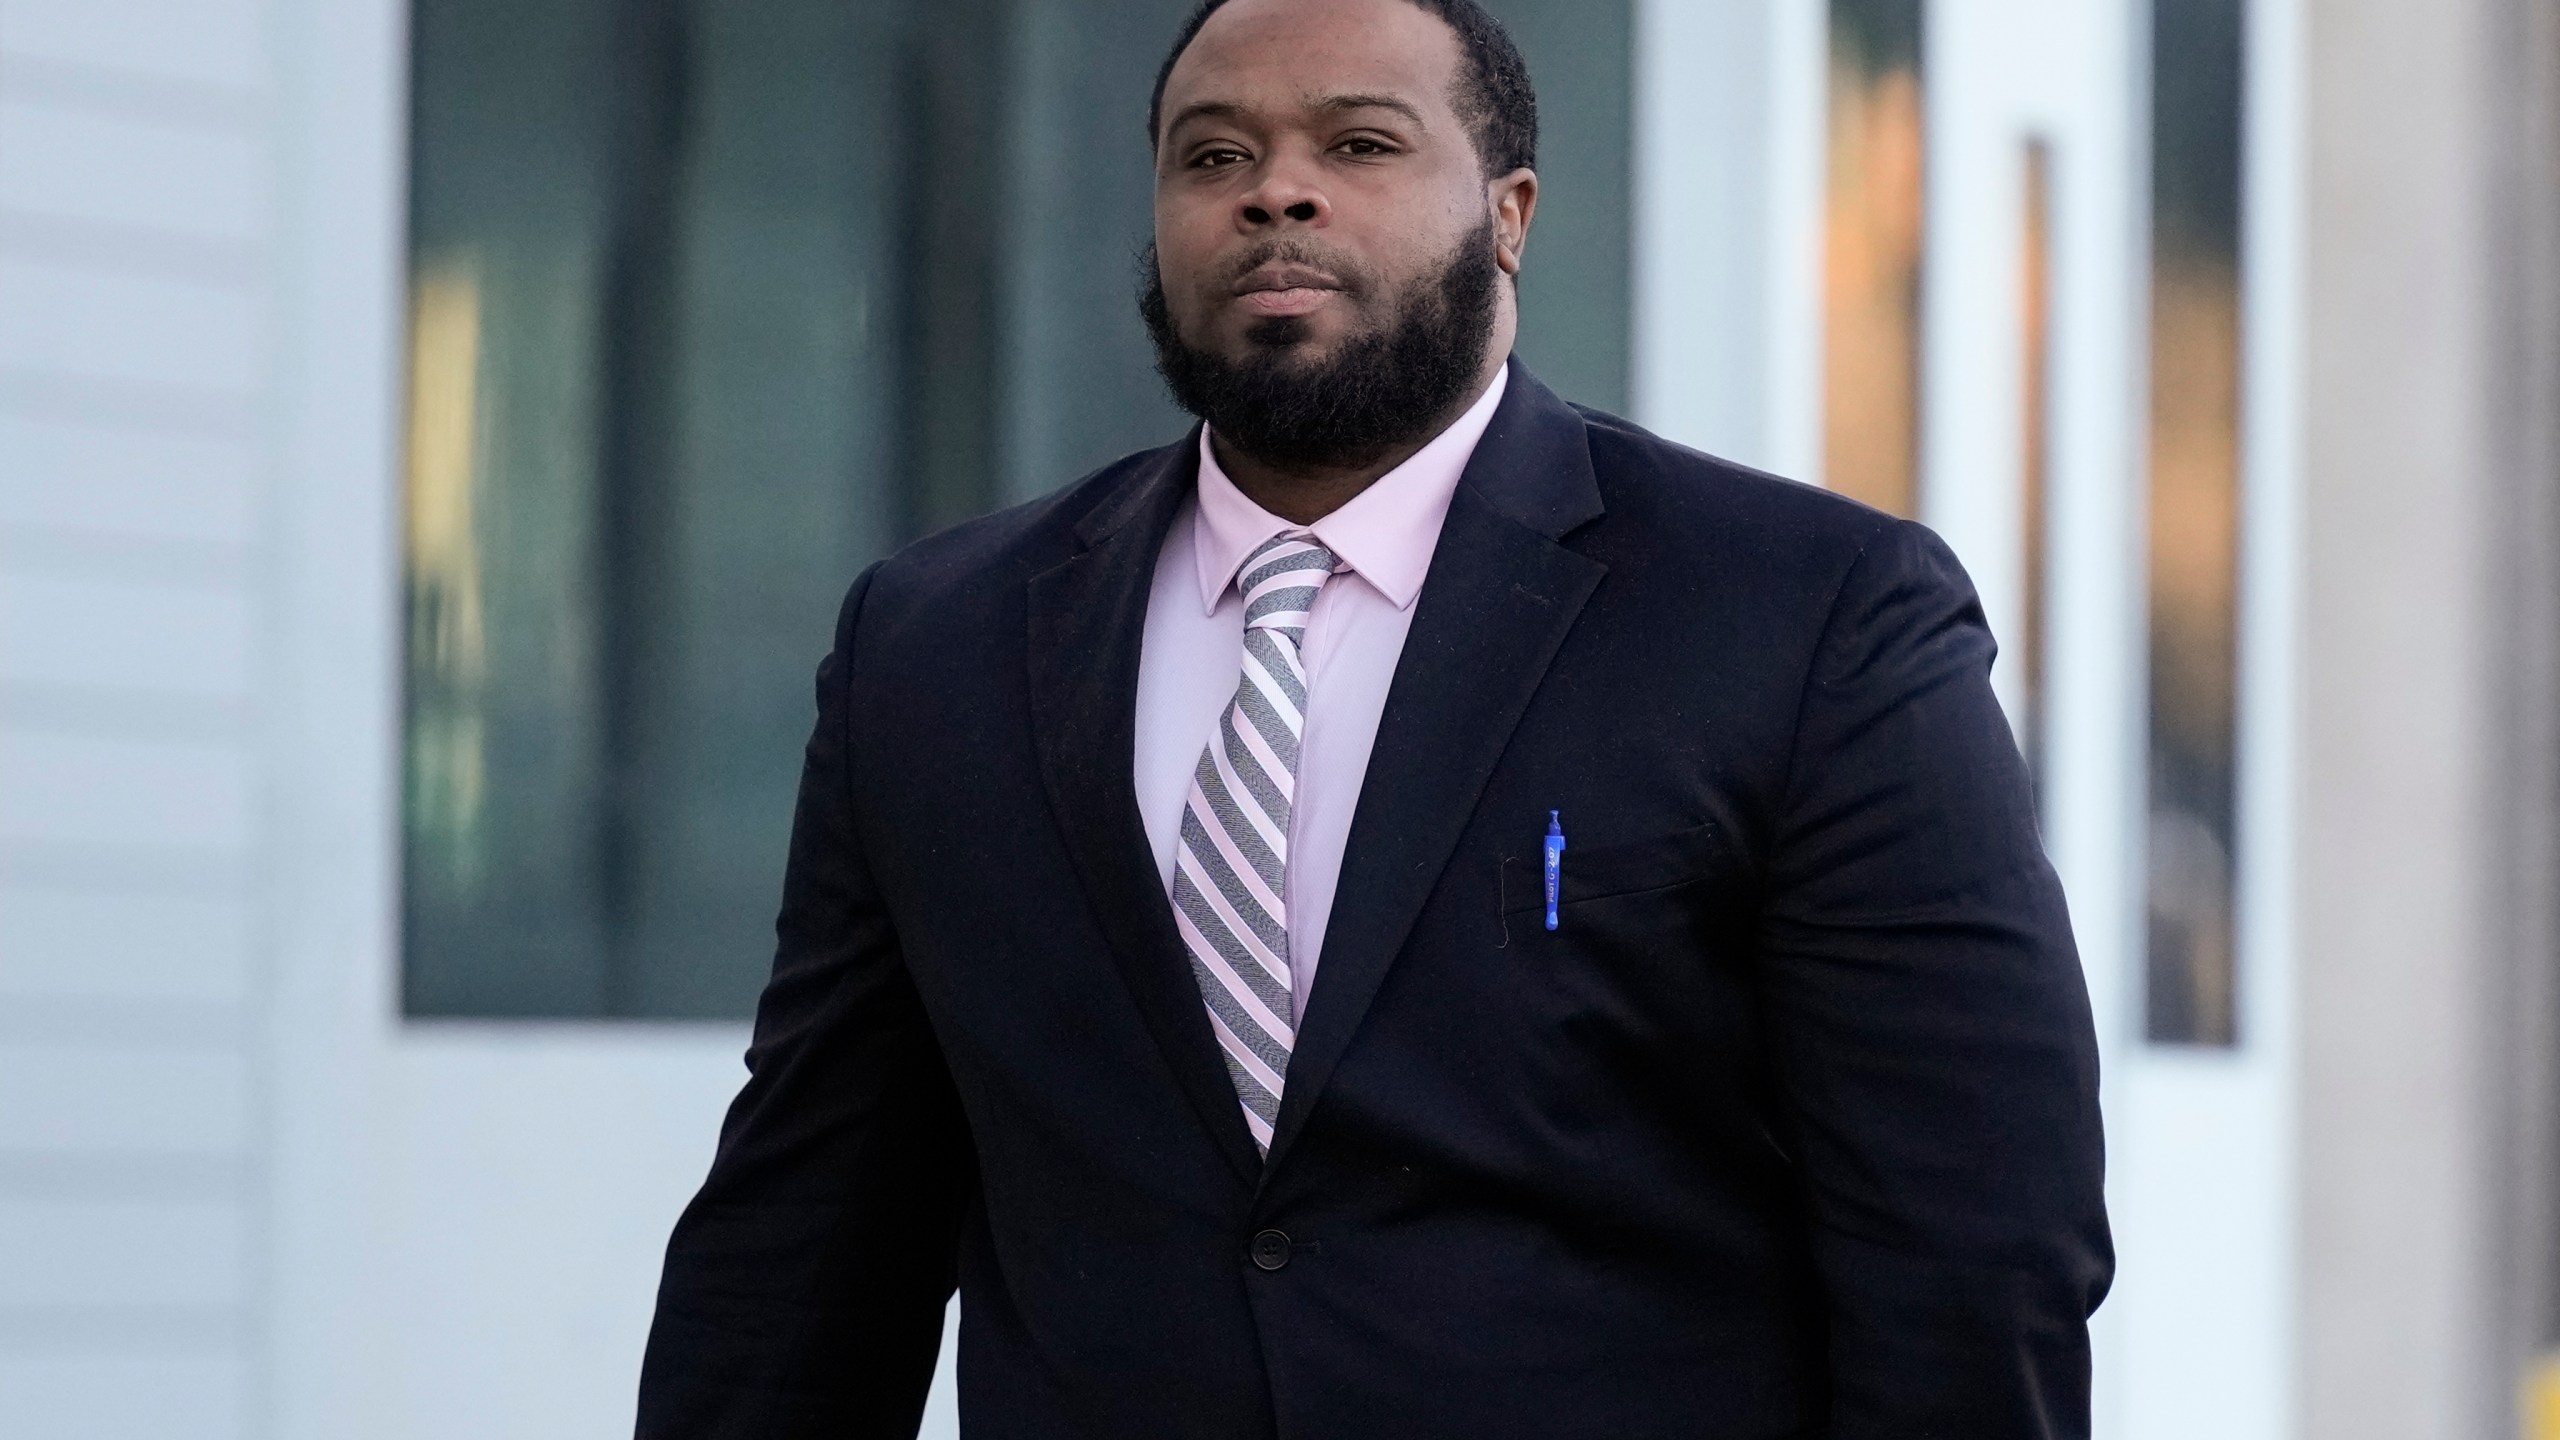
[1147,0,1538,178]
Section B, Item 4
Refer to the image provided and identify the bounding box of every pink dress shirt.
[1134,367,1509,1021]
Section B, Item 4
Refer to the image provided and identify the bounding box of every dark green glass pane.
[403,0,1633,1019]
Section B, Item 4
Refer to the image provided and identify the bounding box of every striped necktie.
[1172,532,1340,1156]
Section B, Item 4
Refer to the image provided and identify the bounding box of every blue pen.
[1543,811,1566,931]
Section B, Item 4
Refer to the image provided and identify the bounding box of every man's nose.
[1237,160,1332,229]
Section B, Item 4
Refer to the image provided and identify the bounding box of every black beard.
[1138,220,1500,471]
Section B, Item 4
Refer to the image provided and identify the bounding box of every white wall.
[0,1,279,1435]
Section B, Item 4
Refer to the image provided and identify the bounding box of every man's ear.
[1490,168,1538,276]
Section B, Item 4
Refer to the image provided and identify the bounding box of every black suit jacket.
[637,362,2112,1439]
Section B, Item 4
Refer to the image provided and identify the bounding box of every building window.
[399,0,1633,1018]
[2143,0,2247,1045]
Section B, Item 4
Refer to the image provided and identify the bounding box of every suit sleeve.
[637,565,974,1439]
[1755,519,2113,1438]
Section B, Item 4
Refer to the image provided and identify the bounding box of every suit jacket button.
[1249,1229,1292,1271]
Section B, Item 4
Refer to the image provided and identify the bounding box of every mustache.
[1217,239,1370,295]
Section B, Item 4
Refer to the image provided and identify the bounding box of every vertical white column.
[1916,3,2029,716]
[1761,1,1827,486]
[1631,0,1822,479]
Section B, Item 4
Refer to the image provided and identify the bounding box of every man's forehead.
[1162,0,1462,127]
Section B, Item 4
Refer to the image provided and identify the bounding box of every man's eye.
[1192,148,1247,169]
[1339,138,1391,156]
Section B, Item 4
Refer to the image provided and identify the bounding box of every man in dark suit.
[637,0,2111,1434]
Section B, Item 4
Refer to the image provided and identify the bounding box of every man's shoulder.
[1563,403,1934,598]
[1569,403,1902,551]
[855,436,1183,621]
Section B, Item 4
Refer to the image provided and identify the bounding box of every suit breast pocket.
[1489,819,1761,1082]
[1499,820,1729,917]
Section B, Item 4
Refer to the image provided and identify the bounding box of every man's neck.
[1210,352,1507,526]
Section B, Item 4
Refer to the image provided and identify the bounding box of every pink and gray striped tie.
[1173,532,1339,1156]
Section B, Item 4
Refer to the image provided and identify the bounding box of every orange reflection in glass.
[2144,244,2242,1045]
[2021,139,2054,797]
[405,256,490,893]
[2144,0,2246,1046]
[1823,0,1926,517]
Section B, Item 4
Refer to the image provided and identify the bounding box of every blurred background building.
[2,0,2556,1435]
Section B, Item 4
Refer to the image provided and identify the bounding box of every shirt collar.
[1191,364,1509,616]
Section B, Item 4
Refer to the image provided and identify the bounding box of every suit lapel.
[1025,435,1265,1184]
[1266,364,1607,1172]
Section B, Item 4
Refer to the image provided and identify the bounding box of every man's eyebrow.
[1161,92,1431,138]
[1306,92,1429,128]
[1163,99,1253,137]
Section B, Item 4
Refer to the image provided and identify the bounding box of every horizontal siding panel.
[0,100,267,243]
[0,731,253,851]
[0,1199,246,1307]
[0,415,257,545]
[0,1354,243,1440]
[0,258,265,396]
[0,1044,247,1154]
[0,0,269,93]
[0,888,249,1002]
[0,573,252,698]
